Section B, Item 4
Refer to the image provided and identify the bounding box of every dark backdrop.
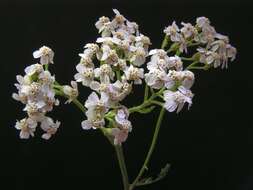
[0,0,252,190]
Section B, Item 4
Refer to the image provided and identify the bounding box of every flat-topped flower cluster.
[13,9,236,146]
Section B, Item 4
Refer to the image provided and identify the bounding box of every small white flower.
[181,22,198,39]
[115,108,132,131]
[24,64,43,76]
[111,128,129,145]
[33,46,54,65]
[95,16,110,30]
[15,118,37,139]
[74,63,94,87]
[95,16,113,37]
[126,20,139,35]
[197,47,218,64]
[164,21,181,42]
[63,81,79,103]
[79,56,94,68]
[135,34,151,52]
[85,92,109,110]
[163,86,193,113]
[147,58,168,72]
[38,70,55,85]
[108,80,132,102]
[98,45,119,65]
[111,9,126,28]
[129,47,146,67]
[82,92,110,129]
[90,81,110,94]
[94,64,115,83]
[195,22,216,44]
[196,17,210,29]
[79,43,99,60]
[123,65,144,84]
[181,71,195,89]
[167,56,183,71]
[145,69,168,89]
[40,116,60,140]
[166,70,195,89]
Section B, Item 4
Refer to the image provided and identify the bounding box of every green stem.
[161,35,169,49]
[72,98,86,113]
[181,57,194,61]
[44,64,49,71]
[143,84,149,101]
[129,88,165,114]
[150,100,164,107]
[116,70,121,81]
[188,42,201,47]
[130,107,166,190]
[115,145,130,190]
[187,66,206,70]
[186,61,199,70]
[54,88,86,114]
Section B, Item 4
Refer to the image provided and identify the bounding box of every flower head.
[163,86,193,113]
[33,46,54,65]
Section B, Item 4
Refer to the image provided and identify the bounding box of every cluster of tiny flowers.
[13,46,60,140]
[74,9,150,145]
[145,49,194,113]
[12,10,237,145]
[164,17,236,68]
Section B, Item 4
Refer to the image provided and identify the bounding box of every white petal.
[85,92,99,108]
[76,63,86,73]
[81,120,93,130]
[74,73,84,82]
[89,81,100,91]
[33,50,42,58]
[112,9,120,15]
[149,49,158,55]
[164,100,177,112]
[42,133,51,140]
[20,131,30,139]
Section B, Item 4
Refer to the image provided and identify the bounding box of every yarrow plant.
[12,9,236,190]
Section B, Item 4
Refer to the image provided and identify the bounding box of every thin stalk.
[44,64,49,71]
[187,66,205,70]
[115,145,130,190]
[130,107,166,190]
[54,88,86,113]
[150,100,164,107]
[72,98,86,113]
[143,84,149,101]
[129,88,165,114]
[186,61,199,70]
[161,35,169,49]
[116,70,121,81]
[181,57,194,61]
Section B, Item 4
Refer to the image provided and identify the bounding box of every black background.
[0,0,252,190]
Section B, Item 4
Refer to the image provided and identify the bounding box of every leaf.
[136,163,171,186]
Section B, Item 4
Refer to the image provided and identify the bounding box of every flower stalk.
[130,107,166,190]
[115,145,130,190]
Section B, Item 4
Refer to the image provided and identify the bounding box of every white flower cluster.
[75,9,150,145]
[13,46,60,140]
[145,49,194,113]
[12,10,237,146]
[164,17,236,68]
